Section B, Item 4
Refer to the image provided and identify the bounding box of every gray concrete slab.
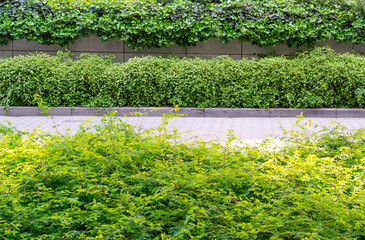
[0,41,12,51]
[187,39,241,55]
[1,107,363,118]
[270,108,337,118]
[137,107,203,117]
[301,109,337,118]
[137,107,179,117]
[0,51,12,58]
[12,51,58,57]
[69,36,124,53]
[178,108,204,117]
[5,107,43,116]
[71,107,106,116]
[5,38,364,62]
[242,42,297,56]
[354,43,365,54]
[0,107,5,115]
[104,107,139,116]
[2,107,70,117]
[204,108,271,118]
[337,109,365,118]
[13,39,66,51]
[71,107,139,116]
[49,107,72,116]
[124,44,185,54]
[270,108,306,117]
[314,39,353,54]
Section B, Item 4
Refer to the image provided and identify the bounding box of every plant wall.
[0,0,365,49]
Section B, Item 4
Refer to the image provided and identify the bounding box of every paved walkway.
[0,116,363,141]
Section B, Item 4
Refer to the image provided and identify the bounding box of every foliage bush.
[0,48,364,108]
[0,112,364,239]
[0,0,365,49]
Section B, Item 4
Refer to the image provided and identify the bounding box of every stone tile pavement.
[0,116,363,142]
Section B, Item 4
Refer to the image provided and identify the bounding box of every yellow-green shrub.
[0,114,364,239]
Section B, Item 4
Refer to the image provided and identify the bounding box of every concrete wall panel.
[242,42,297,56]
[69,35,123,53]
[354,43,365,54]
[13,51,58,57]
[315,39,353,53]
[0,51,12,58]
[187,39,241,55]
[13,39,66,51]
[2,37,364,62]
[0,42,12,51]
[124,44,185,54]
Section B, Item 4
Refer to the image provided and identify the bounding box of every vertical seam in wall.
[241,42,243,59]
[11,40,14,58]
[123,41,126,62]
[68,41,72,58]
[240,42,242,59]
[122,41,125,62]
[185,47,187,58]
[118,38,124,62]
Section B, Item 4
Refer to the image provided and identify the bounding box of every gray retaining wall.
[0,36,364,61]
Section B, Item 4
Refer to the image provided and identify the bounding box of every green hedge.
[0,114,365,239]
[0,48,364,108]
[0,0,365,49]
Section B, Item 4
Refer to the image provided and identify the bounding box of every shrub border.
[0,107,364,118]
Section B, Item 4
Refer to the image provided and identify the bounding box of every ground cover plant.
[1,0,365,49]
[0,47,364,108]
[0,112,364,239]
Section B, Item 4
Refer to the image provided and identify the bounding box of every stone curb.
[0,107,364,118]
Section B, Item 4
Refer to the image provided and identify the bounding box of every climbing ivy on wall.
[0,0,364,49]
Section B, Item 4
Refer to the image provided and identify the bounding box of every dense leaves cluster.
[0,0,365,49]
[0,114,364,239]
[0,48,364,108]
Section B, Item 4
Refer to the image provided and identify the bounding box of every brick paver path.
[1,117,363,142]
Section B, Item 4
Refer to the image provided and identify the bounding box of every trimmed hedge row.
[0,0,365,49]
[0,48,364,108]
[0,114,365,239]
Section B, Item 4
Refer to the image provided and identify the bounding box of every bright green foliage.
[0,0,365,48]
[0,48,364,108]
[351,0,365,17]
[0,113,364,239]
